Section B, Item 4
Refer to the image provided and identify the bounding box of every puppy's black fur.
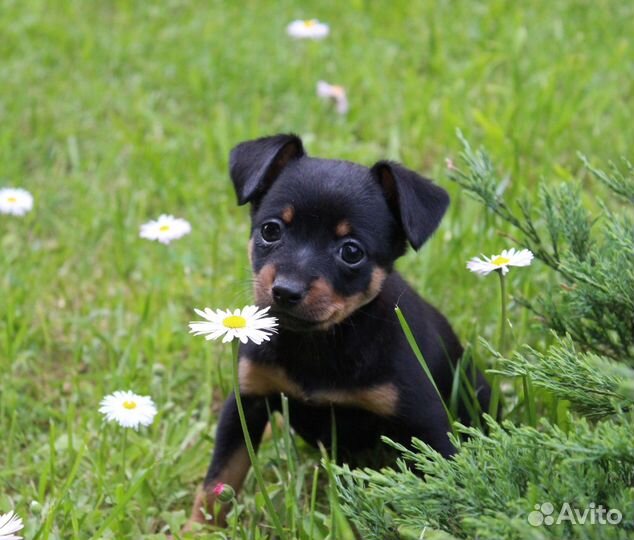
[188,134,490,526]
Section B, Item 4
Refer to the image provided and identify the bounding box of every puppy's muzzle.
[271,276,306,308]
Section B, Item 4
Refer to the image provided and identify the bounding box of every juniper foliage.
[449,133,634,362]
[334,139,634,539]
[336,418,634,540]
[490,336,634,420]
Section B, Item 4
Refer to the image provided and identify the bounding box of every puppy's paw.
[182,486,230,533]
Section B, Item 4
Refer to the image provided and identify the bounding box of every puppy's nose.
[272,277,305,307]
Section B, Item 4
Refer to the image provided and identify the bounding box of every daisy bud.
[212,482,235,503]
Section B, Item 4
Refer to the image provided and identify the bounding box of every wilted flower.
[139,214,191,244]
[99,390,157,429]
[287,19,329,40]
[0,188,33,216]
[0,511,23,540]
[316,81,349,115]
[467,248,534,276]
[189,305,278,345]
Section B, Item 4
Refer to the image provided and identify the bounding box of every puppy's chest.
[238,356,398,417]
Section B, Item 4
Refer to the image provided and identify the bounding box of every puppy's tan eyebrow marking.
[335,219,351,237]
[281,206,295,224]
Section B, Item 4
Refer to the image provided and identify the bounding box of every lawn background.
[1,0,632,538]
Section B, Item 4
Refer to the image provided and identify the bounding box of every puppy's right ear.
[230,134,305,206]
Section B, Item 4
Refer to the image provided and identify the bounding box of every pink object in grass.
[212,482,236,502]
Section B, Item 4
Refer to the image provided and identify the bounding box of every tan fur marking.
[254,264,276,305]
[313,382,399,417]
[253,267,387,329]
[335,219,351,237]
[281,205,295,224]
[238,357,397,416]
[296,268,389,329]
[239,357,304,398]
[301,277,343,322]
[326,267,388,327]
[187,446,250,527]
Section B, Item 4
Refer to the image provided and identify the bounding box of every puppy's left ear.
[371,161,449,250]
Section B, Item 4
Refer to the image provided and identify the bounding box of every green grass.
[1,0,632,538]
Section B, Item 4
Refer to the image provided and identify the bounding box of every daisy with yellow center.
[0,187,33,216]
[189,305,278,345]
[316,80,349,115]
[467,248,534,276]
[286,18,330,39]
[188,304,282,534]
[139,214,191,244]
[99,390,157,429]
[0,510,23,540]
[466,247,534,418]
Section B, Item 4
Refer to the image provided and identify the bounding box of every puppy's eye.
[339,241,365,265]
[260,220,283,243]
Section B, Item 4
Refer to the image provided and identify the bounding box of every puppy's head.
[230,134,449,331]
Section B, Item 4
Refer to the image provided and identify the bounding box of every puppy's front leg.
[399,396,457,459]
[187,393,269,528]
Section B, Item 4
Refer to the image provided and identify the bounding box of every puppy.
[188,134,491,526]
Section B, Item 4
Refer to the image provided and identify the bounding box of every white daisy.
[467,248,534,276]
[139,214,191,244]
[189,305,278,345]
[99,390,157,429]
[0,188,33,216]
[286,19,329,40]
[316,81,349,115]
[0,511,23,540]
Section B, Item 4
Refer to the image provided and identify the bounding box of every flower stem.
[231,340,286,538]
[498,270,507,353]
[121,428,127,482]
[488,270,507,417]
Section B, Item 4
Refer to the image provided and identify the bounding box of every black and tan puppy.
[188,133,490,526]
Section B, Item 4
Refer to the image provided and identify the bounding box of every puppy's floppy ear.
[371,161,449,250]
[230,134,305,205]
